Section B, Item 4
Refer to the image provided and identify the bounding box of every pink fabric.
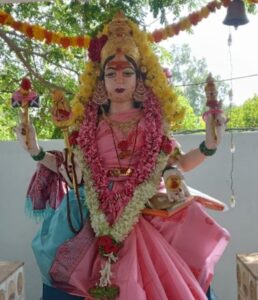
[97,109,145,171]
[50,202,229,299]
[26,151,66,210]
[77,96,164,224]
[49,108,230,299]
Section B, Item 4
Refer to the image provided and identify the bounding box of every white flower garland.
[75,147,167,242]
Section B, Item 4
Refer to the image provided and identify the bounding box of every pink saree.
[50,109,230,299]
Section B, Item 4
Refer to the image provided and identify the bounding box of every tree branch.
[20,47,81,77]
[0,28,72,94]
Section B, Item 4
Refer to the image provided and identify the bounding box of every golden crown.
[101,11,140,66]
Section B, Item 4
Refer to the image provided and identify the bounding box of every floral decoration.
[161,135,177,155]
[2,0,257,50]
[88,285,120,300]
[88,35,108,63]
[20,78,32,90]
[77,87,163,225]
[97,235,123,257]
[68,130,79,146]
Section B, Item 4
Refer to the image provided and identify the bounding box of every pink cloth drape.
[50,202,229,299]
[49,108,230,299]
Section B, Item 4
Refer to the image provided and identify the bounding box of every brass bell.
[223,0,249,29]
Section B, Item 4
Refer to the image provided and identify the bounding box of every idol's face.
[104,53,137,105]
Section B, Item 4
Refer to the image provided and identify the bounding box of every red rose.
[97,235,122,256]
[88,35,108,63]
[68,131,79,146]
[97,235,113,252]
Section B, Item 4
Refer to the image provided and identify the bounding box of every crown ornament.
[100,11,140,66]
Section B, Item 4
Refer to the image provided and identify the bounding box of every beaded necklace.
[105,117,139,177]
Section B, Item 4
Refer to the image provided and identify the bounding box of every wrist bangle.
[199,141,217,156]
[31,147,46,161]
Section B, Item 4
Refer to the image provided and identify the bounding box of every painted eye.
[104,71,116,78]
[123,68,135,77]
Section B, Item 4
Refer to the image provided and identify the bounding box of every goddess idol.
[16,12,229,300]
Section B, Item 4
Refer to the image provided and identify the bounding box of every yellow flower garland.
[70,18,185,131]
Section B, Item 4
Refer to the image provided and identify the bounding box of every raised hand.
[14,111,40,156]
[205,112,228,149]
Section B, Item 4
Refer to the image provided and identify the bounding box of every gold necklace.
[104,115,140,136]
[107,121,139,177]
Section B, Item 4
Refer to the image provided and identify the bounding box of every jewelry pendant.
[118,150,132,159]
[125,168,133,176]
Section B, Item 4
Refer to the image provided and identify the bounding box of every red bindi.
[106,60,133,71]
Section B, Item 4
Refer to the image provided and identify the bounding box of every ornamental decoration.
[1,0,257,49]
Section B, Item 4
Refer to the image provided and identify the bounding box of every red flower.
[97,235,122,256]
[152,30,163,43]
[161,136,174,154]
[77,36,85,48]
[21,78,31,91]
[88,35,108,63]
[26,26,33,38]
[44,30,53,44]
[69,131,79,146]
[12,21,23,31]
[60,37,71,48]
[207,2,217,12]
[189,13,200,26]
[0,14,8,25]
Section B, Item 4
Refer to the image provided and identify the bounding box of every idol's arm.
[170,113,227,172]
[15,120,59,173]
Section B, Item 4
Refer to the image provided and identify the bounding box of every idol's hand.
[205,112,227,149]
[58,151,82,187]
[14,112,40,156]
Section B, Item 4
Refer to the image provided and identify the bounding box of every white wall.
[1,132,258,300]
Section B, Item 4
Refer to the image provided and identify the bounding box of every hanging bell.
[223,0,249,29]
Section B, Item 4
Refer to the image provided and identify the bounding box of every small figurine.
[11,77,39,108]
[51,89,72,127]
[11,77,39,148]
[163,166,190,203]
[203,73,223,143]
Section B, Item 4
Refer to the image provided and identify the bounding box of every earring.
[92,80,108,105]
[133,78,147,102]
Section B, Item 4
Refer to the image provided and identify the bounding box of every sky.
[153,7,258,107]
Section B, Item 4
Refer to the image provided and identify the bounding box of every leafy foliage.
[227,95,258,129]
[0,1,256,140]
[163,44,229,115]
